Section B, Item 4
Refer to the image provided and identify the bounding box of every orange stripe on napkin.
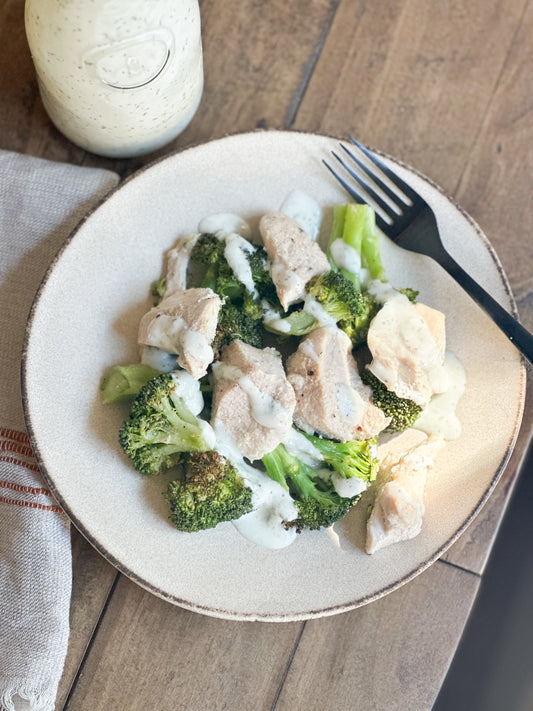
[0,428,31,445]
[0,479,52,497]
[0,495,63,513]
[0,439,35,458]
[0,453,42,473]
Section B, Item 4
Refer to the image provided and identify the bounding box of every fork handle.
[437,249,533,363]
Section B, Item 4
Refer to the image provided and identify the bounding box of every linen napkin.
[0,150,118,711]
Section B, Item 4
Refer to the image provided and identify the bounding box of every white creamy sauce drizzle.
[329,238,362,276]
[169,369,204,415]
[165,234,199,294]
[334,382,365,424]
[282,428,324,467]
[367,294,448,406]
[213,362,291,433]
[140,346,178,372]
[197,213,251,239]
[147,314,214,365]
[303,294,337,327]
[279,190,322,241]
[261,300,292,333]
[213,423,298,549]
[367,278,397,303]
[414,352,466,440]
[331,474,368,499]
[223,233,258,296]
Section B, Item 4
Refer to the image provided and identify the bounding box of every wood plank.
[56,531,118,707]
[435,0,533,572]
[442,394,532,573]
[82,0,341,174]
[293,0,527,194]
[451,0,533,303]
[64,574,303,711]
[274,560,480,711]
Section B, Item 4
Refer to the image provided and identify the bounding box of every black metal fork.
[323,137,533,363]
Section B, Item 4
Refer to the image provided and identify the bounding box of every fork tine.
[348,137,421,205]
[322,159,390,234]
[332,150,399,220]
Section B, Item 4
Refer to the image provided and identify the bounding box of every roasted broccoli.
[165,451,253,532]
[262,444,358,532]
[361,368,422,432]
[190,233,278,312]
[211,302,264,359]
[100,363,161,404]
[302,432,379,483]
[307,270,379,346]
[119,373,213,477]
[190,233,280,353]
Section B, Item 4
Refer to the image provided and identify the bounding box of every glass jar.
[25,0,204,158]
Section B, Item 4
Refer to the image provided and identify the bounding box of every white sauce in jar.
[25,0,204,157]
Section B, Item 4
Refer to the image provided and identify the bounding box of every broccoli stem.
[327,203,387,286]
[100,364,160,404]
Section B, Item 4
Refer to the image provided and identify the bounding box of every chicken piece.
[414,302,446,360]
[165,233,199,294]
[367,294,447,408]
[211,340,296,461]
[259,212,329,310]
[138,288,221,379]
[366,437,445,554]
[286,326,390,442]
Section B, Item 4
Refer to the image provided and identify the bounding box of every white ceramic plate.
[23,131,525,621]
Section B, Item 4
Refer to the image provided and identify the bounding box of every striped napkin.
[0,150,118,711]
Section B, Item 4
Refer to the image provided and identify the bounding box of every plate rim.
[21,129,527,621]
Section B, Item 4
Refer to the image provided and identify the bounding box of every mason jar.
[25,0,204,158]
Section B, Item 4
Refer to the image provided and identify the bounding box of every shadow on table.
[433,439,533,711]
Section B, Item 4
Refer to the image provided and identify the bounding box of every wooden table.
[1,1,532,708]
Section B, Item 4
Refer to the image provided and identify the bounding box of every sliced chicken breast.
[366,437,445,554]
[211,340,296,461]
[367,294,447,408]
[259,212,329,310]
[286,326,390,442]
[138,288,221,379]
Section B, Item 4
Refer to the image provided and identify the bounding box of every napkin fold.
[0,151,118,711]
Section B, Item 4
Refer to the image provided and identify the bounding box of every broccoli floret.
[306,270,379,347]
[190,233,278,310]
[190,234,279,351]
[100,364,161,404]
[361,368,422,432]
[262,444,357,532]
[302,433,379,483]
[165,451,253,532]
[212,302,263,358]
[119,373,212,477]
[399,287,419,302]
